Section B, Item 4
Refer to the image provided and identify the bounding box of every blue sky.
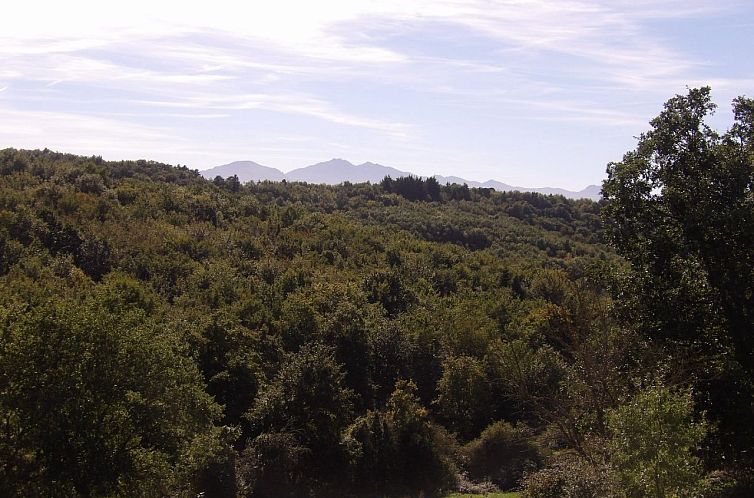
[1,1,752,189]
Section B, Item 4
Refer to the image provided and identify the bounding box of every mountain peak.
[317,158,354,166]
[200,160,284,182]
[285,159,408,184]
[200,159,601,199]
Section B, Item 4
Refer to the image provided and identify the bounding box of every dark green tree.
[602,87,754,465]
[434,355,491,440]
[244,343,354,495]
[343,380,457,497]
[603,87,754,373]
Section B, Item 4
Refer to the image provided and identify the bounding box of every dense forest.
[0,88,752,497]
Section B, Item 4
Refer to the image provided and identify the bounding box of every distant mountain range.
[200,159,601,200]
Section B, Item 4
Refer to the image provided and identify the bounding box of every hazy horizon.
[201,158,602,191]
[2,1,753,189]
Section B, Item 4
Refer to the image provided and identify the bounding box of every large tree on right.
[602,87,754,466]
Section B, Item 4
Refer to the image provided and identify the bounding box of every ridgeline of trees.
[0,87,752,497]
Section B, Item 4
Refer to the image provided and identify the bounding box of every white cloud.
[133,92,412,137]
[0,106,185,154]
[0,104,294,168]
[1,1,734,99]
[2,1,726,68]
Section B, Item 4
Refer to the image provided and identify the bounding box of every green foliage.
[344,380,458,497]
[523,88,753,497]
[237,431,310,498]
[243,343,354,494]
[521,452,617,498]
[461,421,543,490]
[363,268,417,317]
[484,338,566,426]
[0,295,221,497]
[434,356,492,440]
[702,470,754,498]
[602,88,754,463]
[381,175,443,202]
[607,385,708,498]
[603,87,754,366]
[195,309,266,426]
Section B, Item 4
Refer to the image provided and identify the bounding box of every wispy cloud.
[0,107,186,154]
[135,92,411,138]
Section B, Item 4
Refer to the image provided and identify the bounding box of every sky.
[1,1,752,189]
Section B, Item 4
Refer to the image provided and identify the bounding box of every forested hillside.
[1,88,752,497]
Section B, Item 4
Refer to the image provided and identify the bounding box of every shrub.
[607,385,708,498]
[343,380,458,497]
[462,421,543,490]
[434,356,492,440]
[522,452,617,498]
[245,343,355,486]
[237,431,309,498]
[703,470,754,498]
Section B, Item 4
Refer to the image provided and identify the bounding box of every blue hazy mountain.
[201,159,601,200]
[201,161,286,183]
[286,159,410,184]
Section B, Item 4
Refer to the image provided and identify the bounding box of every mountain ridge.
[201,159,601,200]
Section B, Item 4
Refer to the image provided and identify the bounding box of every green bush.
[237,431,309,498]
[607,385,708,498]
[521,452,617,498]
[0,297,222,497]
[462,421,543,490]
[244,343,354,494]
[703,470,754,498]
[435,356,492,440]
[343,380,458,497]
